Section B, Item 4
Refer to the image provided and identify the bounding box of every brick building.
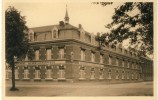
[6,7,153,83]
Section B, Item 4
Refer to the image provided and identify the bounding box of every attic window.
[53,30,57,38]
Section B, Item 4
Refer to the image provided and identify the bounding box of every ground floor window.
[127,72,129,79]
[121,71,125,79]
[115,70,119,79]
[131,72,134,80]
[79,66,86,79]
[90,67,95,80]
[6,69,10,79]
[23,66,29,79]
[58,65,65,80]
[108,69,112,79]
[15,67,19,79]
[34,66,41,80]
[135,72,138,80]
[99,68,104,79]
[46,66,53,80]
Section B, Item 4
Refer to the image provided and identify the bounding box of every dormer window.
[53,30,57,38]
[51,27,58,39]
[29,30,34,41]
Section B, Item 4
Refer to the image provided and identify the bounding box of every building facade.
[6,7,153,83]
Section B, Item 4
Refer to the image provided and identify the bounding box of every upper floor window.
[127,61,130,68]
[46,49,51,60]
[100,55,103,64]
[116,58,119,66]
[30,33,33,41]
[109,56,112,65]
[81,49,85,61]
[59,48,64,59]
[35,50,39,61]
[91,52,95,62]
[122,59,125,67]
[108,69,112,79]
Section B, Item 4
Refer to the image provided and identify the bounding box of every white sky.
[5,1,124,34]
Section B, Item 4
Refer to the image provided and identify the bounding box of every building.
[6,6,153,83]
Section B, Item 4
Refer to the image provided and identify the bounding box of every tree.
[5,6,29,91]
[93,2,153,56]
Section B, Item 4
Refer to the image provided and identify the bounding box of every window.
[79,66,86,79]
[59,48,64,59]
[127,61,130,68]
[81,49,85,61]
[35,50,39,60]
[53,30,57,38]
[46,49,51,60]
[23,66,29,79]
[58,65,65,80]
[30,33,33,41]
[122,60,125,67]
[15,67,19,79]
[91,52,95,62]
[99,68,104,79]
[90,68,95,79]
[108,69,112,79]
[46,66,52,80]
[127,72,129,79]
[115,70,119,79]
[122,71,125,79]
[131,72,134,79]
[100,55,103,63]
[34,66,41,80]
[135,72,138,79]
[116,58,119,66]
[109,56,112,65]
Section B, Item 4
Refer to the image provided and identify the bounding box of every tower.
[64,5,69,24]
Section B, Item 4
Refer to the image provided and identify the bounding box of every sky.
[5,1,124,34]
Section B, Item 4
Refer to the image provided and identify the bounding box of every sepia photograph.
[3,0,156,99]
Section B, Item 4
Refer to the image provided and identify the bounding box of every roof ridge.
[30,24,59,29]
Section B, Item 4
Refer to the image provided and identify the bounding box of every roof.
[141,56,153,61]
[30,24,79,33]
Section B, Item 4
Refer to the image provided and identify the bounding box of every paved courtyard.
[5,81,153,96]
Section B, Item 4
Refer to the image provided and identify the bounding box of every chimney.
[78,24,82,29]
[59,21,65,27]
